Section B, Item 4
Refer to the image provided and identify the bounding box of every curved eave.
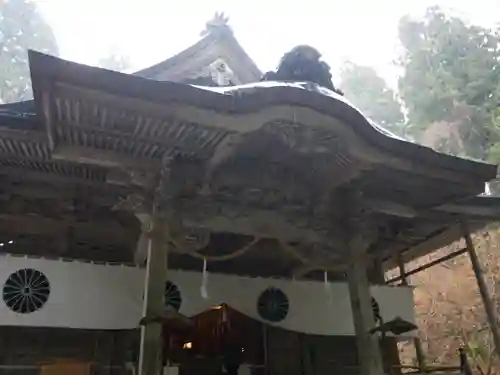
[437,196,500,218]
[134,34,214,78]
[134,31,262,83]
[0,100,38,130]
[28,51,497,183]
[0,113,38,131]
[0,99,35,113]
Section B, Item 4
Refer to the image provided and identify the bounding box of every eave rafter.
[0,157,109,186]
[0,127,51,160]
[35,79,490,200]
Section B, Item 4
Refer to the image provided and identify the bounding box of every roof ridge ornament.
[201,12,232,37]
[261,45,344,95]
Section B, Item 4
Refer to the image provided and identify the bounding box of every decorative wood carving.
[261,45,343,95]
[201,12,232,37]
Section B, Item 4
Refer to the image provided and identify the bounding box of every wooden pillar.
[346,234,385,375]
[298,333,306,375]
[396,251,427,373]
[373,256,401,374]
[461,221,500,359]
[138,216,169,375]
[372,256,386,285]
[262,324,269,375]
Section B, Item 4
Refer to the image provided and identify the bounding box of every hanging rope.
[169,235,261,262]
[277,239,311,265]
[201,258,209,299]
[278,239,340,276]
[324,270,335,305]
[294,264,339,277]
[155,224,336,278]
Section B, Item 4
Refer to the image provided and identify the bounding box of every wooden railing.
[394,346,471,375]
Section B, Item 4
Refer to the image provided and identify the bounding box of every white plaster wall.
[0,255,415,336]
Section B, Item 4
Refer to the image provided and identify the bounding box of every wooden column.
[373,256,401,374]
[262,324,269,375]
[346,234,385,375]
[396,251,426,373]
[461,221,500,359]
[138,216,169,375]
[372,256,386,285]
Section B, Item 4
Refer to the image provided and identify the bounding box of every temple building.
[1,13,500,375]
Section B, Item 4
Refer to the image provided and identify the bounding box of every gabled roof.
[0,16,263,131]
[135,19,262,85]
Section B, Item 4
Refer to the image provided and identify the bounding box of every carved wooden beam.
[0,165,109,187]
[175,207,331,245]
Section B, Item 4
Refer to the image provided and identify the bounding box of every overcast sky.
[35,0,500,88]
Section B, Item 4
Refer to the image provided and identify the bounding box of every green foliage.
[465,337,494,375]
[339,62,406,136]
[487,85,500,164]
[397,6,500,159]
[0,0,58,103]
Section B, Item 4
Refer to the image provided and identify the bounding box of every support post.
[262,324,269,375]
[386,247,468,284]
[346,234,385,375]
[461,221,500,360]
[396,251,407,287]
[138,216,169,375]
[372,256,386,285]
[396,251,427,373]
[374,256,401,374]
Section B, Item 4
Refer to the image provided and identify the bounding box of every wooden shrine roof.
[0,50,499,279]
[134,21,261,84]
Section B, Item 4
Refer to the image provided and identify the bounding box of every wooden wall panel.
[0,327,135,375]
[0,326,400,375]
